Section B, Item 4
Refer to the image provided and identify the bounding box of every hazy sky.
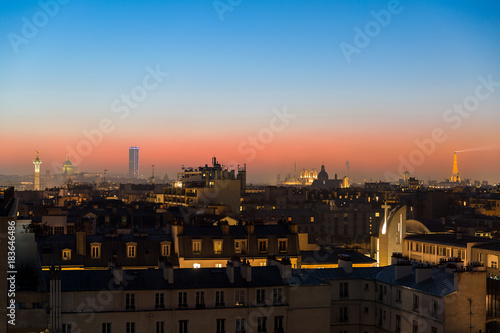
[1,0,500,183]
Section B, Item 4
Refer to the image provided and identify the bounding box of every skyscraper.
[129,146,139,179]
[33,150,42,190]
[450,151,460,182]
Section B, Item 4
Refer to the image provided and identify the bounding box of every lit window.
[192,240,202,254]
[213,240,223,255]
[62,249,71,261]
[127,242,137,258]
[194,263,200,268]
[310,216,314,222]
[90,242,101,259]
[375,212,380,217]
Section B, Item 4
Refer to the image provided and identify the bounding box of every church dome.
[317,164,328,181]
[63,157,73,166]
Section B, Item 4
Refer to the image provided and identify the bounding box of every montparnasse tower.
[450,151,460,183]
[33,150,42,191]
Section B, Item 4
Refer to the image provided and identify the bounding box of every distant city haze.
[1,0,499,183]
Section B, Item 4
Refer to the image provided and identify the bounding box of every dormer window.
[90,242,101,259]
[62,249,71,261]
[127,242,137,258]
[160,241,171,257]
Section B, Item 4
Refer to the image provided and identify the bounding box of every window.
[396,289,401,302]
[340,282,349,298]
[216,319,225,333]
[213,240,223,255]
[492,261,498,269]
[196,291,205,308]
[126,293,135,310]
[62,323,72,333]
[395,315,401,333]
[236,318,245,333]
[364,283,369,291]
[156,322,164,333]
[127,242,137,258]
[364,307,369,314]
[101,323,111,333]
[278,239,288,253]
[432,299,438,318]
[179,320,188,333]
[178,292,187,308]
[91,243,101,259]
[274,316,284,332]
[216,291,225,307]
[257,317,267,333]
[272,288,283,305]
[258,239,268,253]
[192,240,201,254]
[155,293,165,309]
[256,289,266,305]
[310,216,314,222]
[235,290,245,306]
[413,294,419,312]
[161,242,170,257]
[431,326,437,333]
[126,322,135,333]
[438,247,446,256]
[54,226,65,235]
[339,306,348,322]
[234,240,246,254]
[62,249,71,261]
[412,320,418,333]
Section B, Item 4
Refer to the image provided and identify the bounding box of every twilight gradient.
[1,0,499,183]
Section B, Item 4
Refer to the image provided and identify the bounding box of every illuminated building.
[33,150,42,191]
[450,151,460,182]
[62,157,77,179]
[129,146,139,179]
[310,164,348,189]
[163,157,245,214]
[282,162,301,185]
[299,168,317,185]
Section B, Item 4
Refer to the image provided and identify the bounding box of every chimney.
[241,259,252,282]
[113,265,123,285]
[279,257,292,279]
[470,261,486,271]
[266,255,279,266]
[246,222,254,235]
[395,260,413,280]
[76,230,86,256]
[163,261,174,284]
[415,264,432,283]
[391,252,405,265]
[226,261,235,283]
[338,254,352,274]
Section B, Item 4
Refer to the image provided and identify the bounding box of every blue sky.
[1,0,500,183]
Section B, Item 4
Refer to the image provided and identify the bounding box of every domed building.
[317,164,329,181]
[299,168,318,185]
[62,157,76,176]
